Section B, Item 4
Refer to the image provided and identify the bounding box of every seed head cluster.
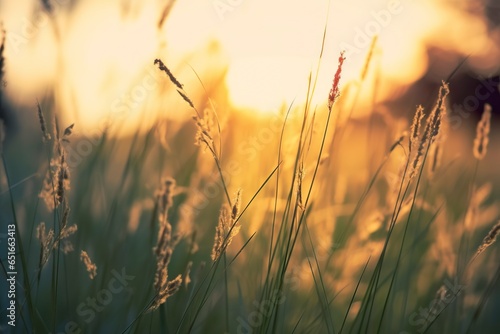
[409,82,449,179]
[211,190,242,261]
[149,177,183,312]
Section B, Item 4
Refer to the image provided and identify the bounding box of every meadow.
[1,8,500,334]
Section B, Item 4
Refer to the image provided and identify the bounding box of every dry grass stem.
[0,24,5,85]
[0,120,4,153]
[36,204,77,268]
[428,141,442,177]
[158,0,176,29]
[360,36,378,81]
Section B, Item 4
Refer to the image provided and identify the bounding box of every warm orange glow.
[0,0,498,132]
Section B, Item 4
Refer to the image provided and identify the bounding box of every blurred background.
[1,1,500,333]
[0,0,499,125]
[1,0,499,185]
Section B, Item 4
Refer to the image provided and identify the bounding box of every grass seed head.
[59,225,78,240]
[183,261,193,288]
[154,58,183,90]
[60,201,70,230]
[36,222,55,268]
[473,103,492,160]
[211,201,242,262]
[231,189,242,220]
[429,82,449,142]
[409,105,424,153]
[193,114,214,148]
[156,177,176,224]
[297,164,305,211]
[152,220,180,308]
[177,89,195,109]
[55,151,70,205]
[328,51,346,111]
[37,101,52,142]
[37,222,46,244]
[61,240,74,254]
[63,123,75,138]
[80,250,97,279]
[410,82,449,179]
[474,221,500,257]
[211,205,229,261]
[149,274,183,312]
[39,131,71,210]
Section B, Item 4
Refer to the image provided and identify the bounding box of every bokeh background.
[1,0,500,175]
[1,0,500,333]
[1,0,499,125]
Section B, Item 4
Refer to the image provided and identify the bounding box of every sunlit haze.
[1,0,499,133]
[3,2,500,332]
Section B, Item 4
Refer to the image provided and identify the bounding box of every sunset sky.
[1,0,499,132]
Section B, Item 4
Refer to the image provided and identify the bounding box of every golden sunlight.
[0,0,498,131]
[3,1,500,333]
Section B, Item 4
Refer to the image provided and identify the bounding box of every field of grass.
[1,14,500,334]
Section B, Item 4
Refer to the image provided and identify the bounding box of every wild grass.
[1,19,500,334]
